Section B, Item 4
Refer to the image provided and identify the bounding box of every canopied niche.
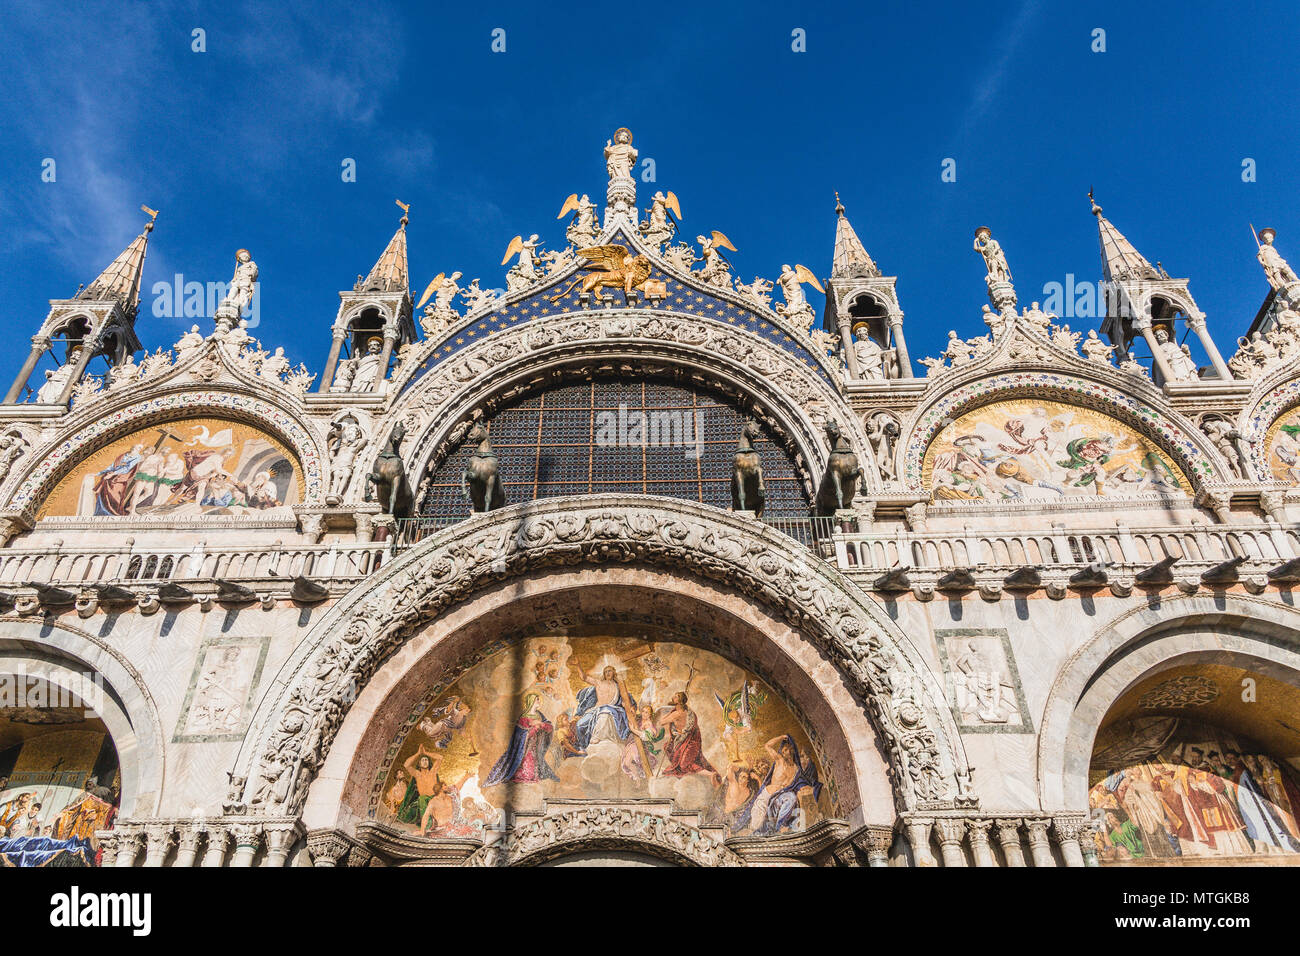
[922,398,1191,502]
[369,626,835,842]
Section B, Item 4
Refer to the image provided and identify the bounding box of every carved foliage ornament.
[241,500,962,817]
[465,808,744,867]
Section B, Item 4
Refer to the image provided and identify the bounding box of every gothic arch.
[5,385,327,518]
[897,368,1223,493]
[0,616,167,818]
[1037,593,1300,810]
[235,496,966,821]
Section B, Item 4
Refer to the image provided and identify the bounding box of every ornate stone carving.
[465,808,744,868]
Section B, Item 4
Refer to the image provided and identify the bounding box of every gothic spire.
[78,206,157,317]
[831,192,879,279]
[1090,191,1159,282]
[360,200,411,294]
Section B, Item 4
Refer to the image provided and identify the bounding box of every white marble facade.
[1,131,1300,868]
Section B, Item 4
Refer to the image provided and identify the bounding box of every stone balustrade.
[834,520,1300,595]
[95,817,303,867]
[0,540,390,592]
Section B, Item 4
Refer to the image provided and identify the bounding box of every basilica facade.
[3,129,1300,867]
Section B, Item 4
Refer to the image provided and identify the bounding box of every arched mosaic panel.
[36,417,304,518]
[921,399,1192,502]
[371,633,835,840]
[1263,406,1300,484]
[1090,717,1300,862]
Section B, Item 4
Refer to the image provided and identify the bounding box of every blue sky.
[2,0,1298,383]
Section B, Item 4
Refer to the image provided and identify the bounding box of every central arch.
[235,496,966,828]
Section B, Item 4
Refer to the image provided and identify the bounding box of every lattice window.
[419,378,809,521]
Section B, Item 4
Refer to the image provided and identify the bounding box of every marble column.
[306,830,353,868]
[114,829,144,867]
[3,335,49,404]
[838,315,860,379]
[141,825,176,867]
[319,328,347,393]
[200,827,232,867]
[262,823,298,867]
[228,824,262,867]
[173,826,204,868]
[372,329,398,390]
[1054,819,1087,868]
[905,818,937,867]
[56,338,98,406]
[934,819,968,867]
[1134,319,1177,385]
[995,821,1027,867]
[1025,820,1056,868]
[967,820,996,867]
[1188,314,1231,380]
[889,314,912,378]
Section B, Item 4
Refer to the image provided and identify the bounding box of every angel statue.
[549,244,653,303]
[697,231,737,288]
[502,234,543,294]
[416,271,463,336]
[460,279,499,315]
[973,227,1011,284]
[558,194,599,249]
[640,190,681,248]
[775,264,823,329]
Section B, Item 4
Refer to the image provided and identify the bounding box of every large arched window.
[418,377,810,521]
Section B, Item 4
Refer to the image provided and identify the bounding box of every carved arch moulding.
[234,496,967,818]
[376,308,878,502]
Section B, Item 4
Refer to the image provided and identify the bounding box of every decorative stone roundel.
[237,496,965,817]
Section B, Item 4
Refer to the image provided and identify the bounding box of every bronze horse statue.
[368,423,413,518]
[731,420,766,517]
[815,418,866,516]
[461,422,506,512]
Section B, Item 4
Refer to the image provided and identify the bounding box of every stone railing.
[834,520,1300,596]
[0,540,390,590]
[96,817,303,868]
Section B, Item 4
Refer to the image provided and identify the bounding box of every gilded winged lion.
[550,243,653,303]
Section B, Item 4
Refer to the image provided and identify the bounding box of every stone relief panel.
[369,633,834,841]
[36,417,303,519]
[1090,717,1300,863]
[935,629,1032,734]
[173,635,270,742]
[921,399,1191,502]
